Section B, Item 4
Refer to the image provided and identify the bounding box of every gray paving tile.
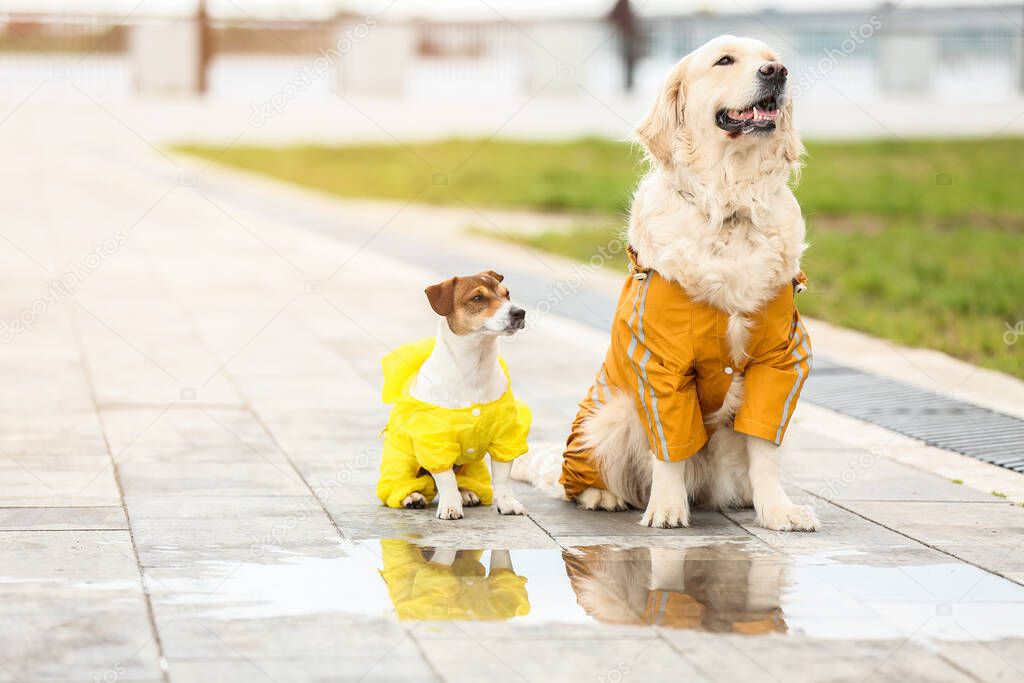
[939,639,1024,682]
[101,406,280,455]
[116,460,310,497]
[0,453,120,507]
[164,648,436,683]
[151,610,411,660]
[259,409,387,457]
[419,636,702,682]
[783,448,996,502]
[0,506,126,531]
[660,632,977,682]
[231,376,380,411]
[0,605,163,683]
[789,424,866,451]
[294,459,381,507]
[0,530,161,682]
[126,496,340,566]
[0,412,107,455]
[839,501,1024,577]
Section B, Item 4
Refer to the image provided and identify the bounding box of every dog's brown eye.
[715,55,734,66]
[471,294,484,303]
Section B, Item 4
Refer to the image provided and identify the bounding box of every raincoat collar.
[381,337,513,410]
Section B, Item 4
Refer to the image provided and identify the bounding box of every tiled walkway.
[1,109,1023,683]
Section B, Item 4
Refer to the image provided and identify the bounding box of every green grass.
[177,137,1024,378]
[176,137,1024,221]
[175,137,645,214]
[798,138,1024,221]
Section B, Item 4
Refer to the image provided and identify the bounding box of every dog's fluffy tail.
[584,391,651,509]
[512,391,652,507]
[510,441,567,499]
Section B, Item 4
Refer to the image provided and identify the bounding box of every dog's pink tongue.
[730,108,754,120]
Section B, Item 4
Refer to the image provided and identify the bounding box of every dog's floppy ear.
[484,270,504,283]
[636,57,689,168]
[425,277,457,316]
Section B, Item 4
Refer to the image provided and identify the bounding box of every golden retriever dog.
[562,543,787,633]
[514,36,818,532]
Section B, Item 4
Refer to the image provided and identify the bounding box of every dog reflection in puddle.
[378,539,530,621]
[563,544,787,634]
[377,540,784,631]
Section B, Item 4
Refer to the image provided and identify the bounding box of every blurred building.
[0,1,1020,104]
[636,2,1024,102]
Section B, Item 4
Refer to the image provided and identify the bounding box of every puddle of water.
[153,538,1024,642]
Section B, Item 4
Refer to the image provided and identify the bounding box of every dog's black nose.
[510,307,525,324]
[758,62,788,82]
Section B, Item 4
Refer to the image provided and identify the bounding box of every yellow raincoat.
[377,338,532,508]
[379,539,530,620]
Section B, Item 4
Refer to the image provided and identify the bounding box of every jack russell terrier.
[377,271,531,520]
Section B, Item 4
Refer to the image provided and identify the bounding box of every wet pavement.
[2,108,1024,682]
[149,536,1024,641]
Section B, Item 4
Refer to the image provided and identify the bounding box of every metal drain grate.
[803,359,1024,474]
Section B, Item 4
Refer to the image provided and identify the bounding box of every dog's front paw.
[640,502,689,528]
[436,499,464,520]
[495,495,525,516]
[459,489,481,507]
[402,492,426,509]
[757,503,818,531]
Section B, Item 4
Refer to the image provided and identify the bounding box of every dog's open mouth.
[716,96,779,135]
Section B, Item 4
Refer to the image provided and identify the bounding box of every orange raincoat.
[561,254,811,498]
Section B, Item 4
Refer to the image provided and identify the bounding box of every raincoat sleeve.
[735,298,812,446]
[488,399,532,463]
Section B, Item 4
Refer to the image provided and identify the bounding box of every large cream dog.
[515,36,818,532]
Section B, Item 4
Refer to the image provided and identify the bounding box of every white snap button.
[466,447,476,454]
[724,366,734,375]
[471,408,481,417]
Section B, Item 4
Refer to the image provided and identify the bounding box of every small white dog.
[515,36,818,532]
[377,271,531,520]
